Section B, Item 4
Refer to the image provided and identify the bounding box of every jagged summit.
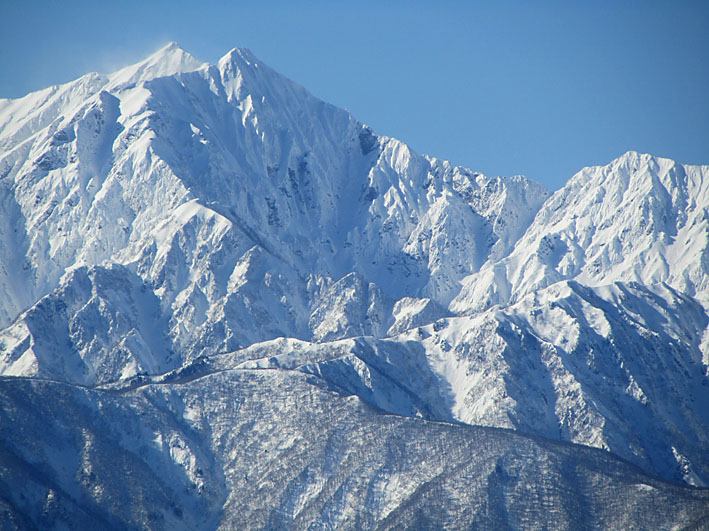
[219,46,259,65]
[106,41,206,88]
[0,42,547,351]
[451,146,709,314]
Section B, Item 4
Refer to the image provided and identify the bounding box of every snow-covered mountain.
[452,150,709,314]
[0,42,548,380]
[1,43,708,528]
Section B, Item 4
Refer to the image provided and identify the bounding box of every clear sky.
[1,0,707,190]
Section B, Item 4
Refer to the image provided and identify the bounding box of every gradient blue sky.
[1,1,707,189]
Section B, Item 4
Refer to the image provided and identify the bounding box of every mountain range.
[0,43,708,529]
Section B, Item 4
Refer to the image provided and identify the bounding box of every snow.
[453,151,709,315]
[2,369,708,529]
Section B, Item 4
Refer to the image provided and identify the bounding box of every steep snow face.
[0,42,205,327]
[452,151,709,314]
[0,265,177,385]
[435,282,709,486]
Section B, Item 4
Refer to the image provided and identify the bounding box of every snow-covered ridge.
[126,279,705,486]
[0,42,547,345]
[452,150,709,313]
[0,42,205,150]
[3,374,707,529]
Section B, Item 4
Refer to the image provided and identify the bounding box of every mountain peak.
[142,40,199,66]
[108,41,205,87]
[217,47,263,74]
[611,149,654,167]
[221,46,255,60]
[160,40,182,52]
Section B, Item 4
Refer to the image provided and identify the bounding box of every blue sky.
[1,1,707,190]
